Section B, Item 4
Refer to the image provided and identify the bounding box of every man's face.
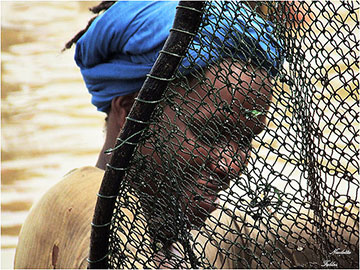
[136,59,272,228]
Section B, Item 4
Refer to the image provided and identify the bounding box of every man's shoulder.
[18,166,105,232]
[25,165,105,221]
[45,166,104,197]
[14,166,105,269]
[64,165,103,176]
[62,166,104,182]
[33,166,104,215]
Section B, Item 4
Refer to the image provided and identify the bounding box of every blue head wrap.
[75,1,282,112]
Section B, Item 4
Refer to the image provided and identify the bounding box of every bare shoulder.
[28,166,104,218]
[14,166,104,269]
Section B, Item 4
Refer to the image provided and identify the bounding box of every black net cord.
[87,1,206,268]
[97,1,359,269]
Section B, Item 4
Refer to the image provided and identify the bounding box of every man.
[15,1,279,268]
[73,0,280,231]
[14,1,358,269]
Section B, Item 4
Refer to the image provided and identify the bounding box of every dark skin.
[77,2,306,173]
[96,92,137,170]
[96,60,272,229]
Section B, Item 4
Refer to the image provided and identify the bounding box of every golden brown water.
[1,2,105,268]
[1,1,358,269]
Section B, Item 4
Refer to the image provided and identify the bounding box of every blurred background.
[1,1,358,269]
[1,2,105,268]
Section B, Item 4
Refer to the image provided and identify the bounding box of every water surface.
[1,2,105,268]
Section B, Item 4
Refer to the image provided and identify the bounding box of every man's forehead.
[91,1,358,269]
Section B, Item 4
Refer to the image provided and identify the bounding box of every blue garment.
[75,1,282,112]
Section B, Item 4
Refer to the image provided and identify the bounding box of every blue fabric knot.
[75,1,283,112]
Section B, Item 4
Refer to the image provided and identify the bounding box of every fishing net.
[89,1,359,268]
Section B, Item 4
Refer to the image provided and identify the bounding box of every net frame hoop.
[88,2,206,268]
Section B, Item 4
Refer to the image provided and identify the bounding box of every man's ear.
[110,94,137,128]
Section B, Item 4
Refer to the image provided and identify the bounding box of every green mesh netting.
[96,1,358,268]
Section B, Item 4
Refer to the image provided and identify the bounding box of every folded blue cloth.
[75,1,282,112]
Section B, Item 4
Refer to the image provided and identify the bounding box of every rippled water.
[1,2,105,268]
[1,1,357,269]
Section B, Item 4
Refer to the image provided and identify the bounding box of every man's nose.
[208,143,250,182]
